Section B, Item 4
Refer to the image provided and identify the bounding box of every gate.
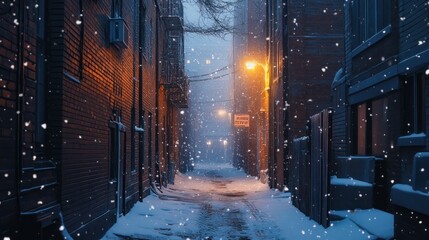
[309,108,332,227]
[290,108,332,228]
[291,136,311,216]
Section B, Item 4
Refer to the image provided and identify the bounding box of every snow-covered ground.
[102,162,393,239]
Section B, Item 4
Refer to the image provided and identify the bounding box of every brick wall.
[399,0,429,61]
[286,0,344,154]
[45,0,153,237]
[141,0,158,191]
[0,0,179,237]
[0,2,20,235]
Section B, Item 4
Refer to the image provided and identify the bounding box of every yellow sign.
[234,114,250,127]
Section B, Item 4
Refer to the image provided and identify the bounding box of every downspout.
[265,0,273,188]
[282,0,290,188]
[133,0,140,201]
[57,1,83,236]
[154,1,161,187]
[16,0,26,215]
[78,0,84,81]
[137,0,146,197]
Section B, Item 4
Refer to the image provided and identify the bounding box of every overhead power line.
[192,99,233,104]
[189,72,235,82]
[188,65,232,79]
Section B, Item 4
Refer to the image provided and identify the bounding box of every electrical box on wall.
[109,18,129,48]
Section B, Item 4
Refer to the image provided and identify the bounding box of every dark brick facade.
[333,0,429,237]
[0,0,186,238]
[233,0,266,177]
[283,0,344,188]
[233,0,343,190]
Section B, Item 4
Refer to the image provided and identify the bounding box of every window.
[109,126,119,180]
[109,122,126,180]
[140,6,148,59]
[149,19,153,63]
[355,103,369,155]
[403,73,426,134]
[353,96,399,157]
[139,113,145,174]
[112,0,122,18]
[351,0,391,48]
[148,113,153,179]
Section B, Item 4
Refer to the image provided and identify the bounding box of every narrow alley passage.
[102,162,387,240]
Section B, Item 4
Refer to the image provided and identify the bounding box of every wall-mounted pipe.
[16,0,26,215]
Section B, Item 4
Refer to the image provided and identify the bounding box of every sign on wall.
[234,114,250,127]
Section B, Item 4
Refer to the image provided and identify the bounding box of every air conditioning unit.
[109,18,129,48]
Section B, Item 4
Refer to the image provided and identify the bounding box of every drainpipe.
[78,0,84,81]
[16,0,26,216]
[154,1,161,187]
[282,0,290,188]
[132,0,139,201]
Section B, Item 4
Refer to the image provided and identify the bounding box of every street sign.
[234,114,250,127]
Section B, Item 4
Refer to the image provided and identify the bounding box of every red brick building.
[0,0,187,238]
[233,0,343,190]
[233,0,268,178]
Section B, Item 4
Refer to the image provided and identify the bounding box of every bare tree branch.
[184,0,243,37]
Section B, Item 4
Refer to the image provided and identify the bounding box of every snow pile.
[102,194,200,239]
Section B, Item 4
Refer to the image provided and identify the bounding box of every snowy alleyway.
[102,162,392,240]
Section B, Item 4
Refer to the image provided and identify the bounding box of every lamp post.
[245,60,269,184]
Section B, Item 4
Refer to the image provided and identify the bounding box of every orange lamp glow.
[245,61,257,70]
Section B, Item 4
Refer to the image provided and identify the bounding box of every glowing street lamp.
[218,109,227,116]
[245,61,257,70]
[244,60,269,90]
[244,59,270,183]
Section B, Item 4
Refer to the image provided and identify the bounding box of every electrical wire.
[187,65,232,78]
[189,71,235,82]
[192,99,233,104]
